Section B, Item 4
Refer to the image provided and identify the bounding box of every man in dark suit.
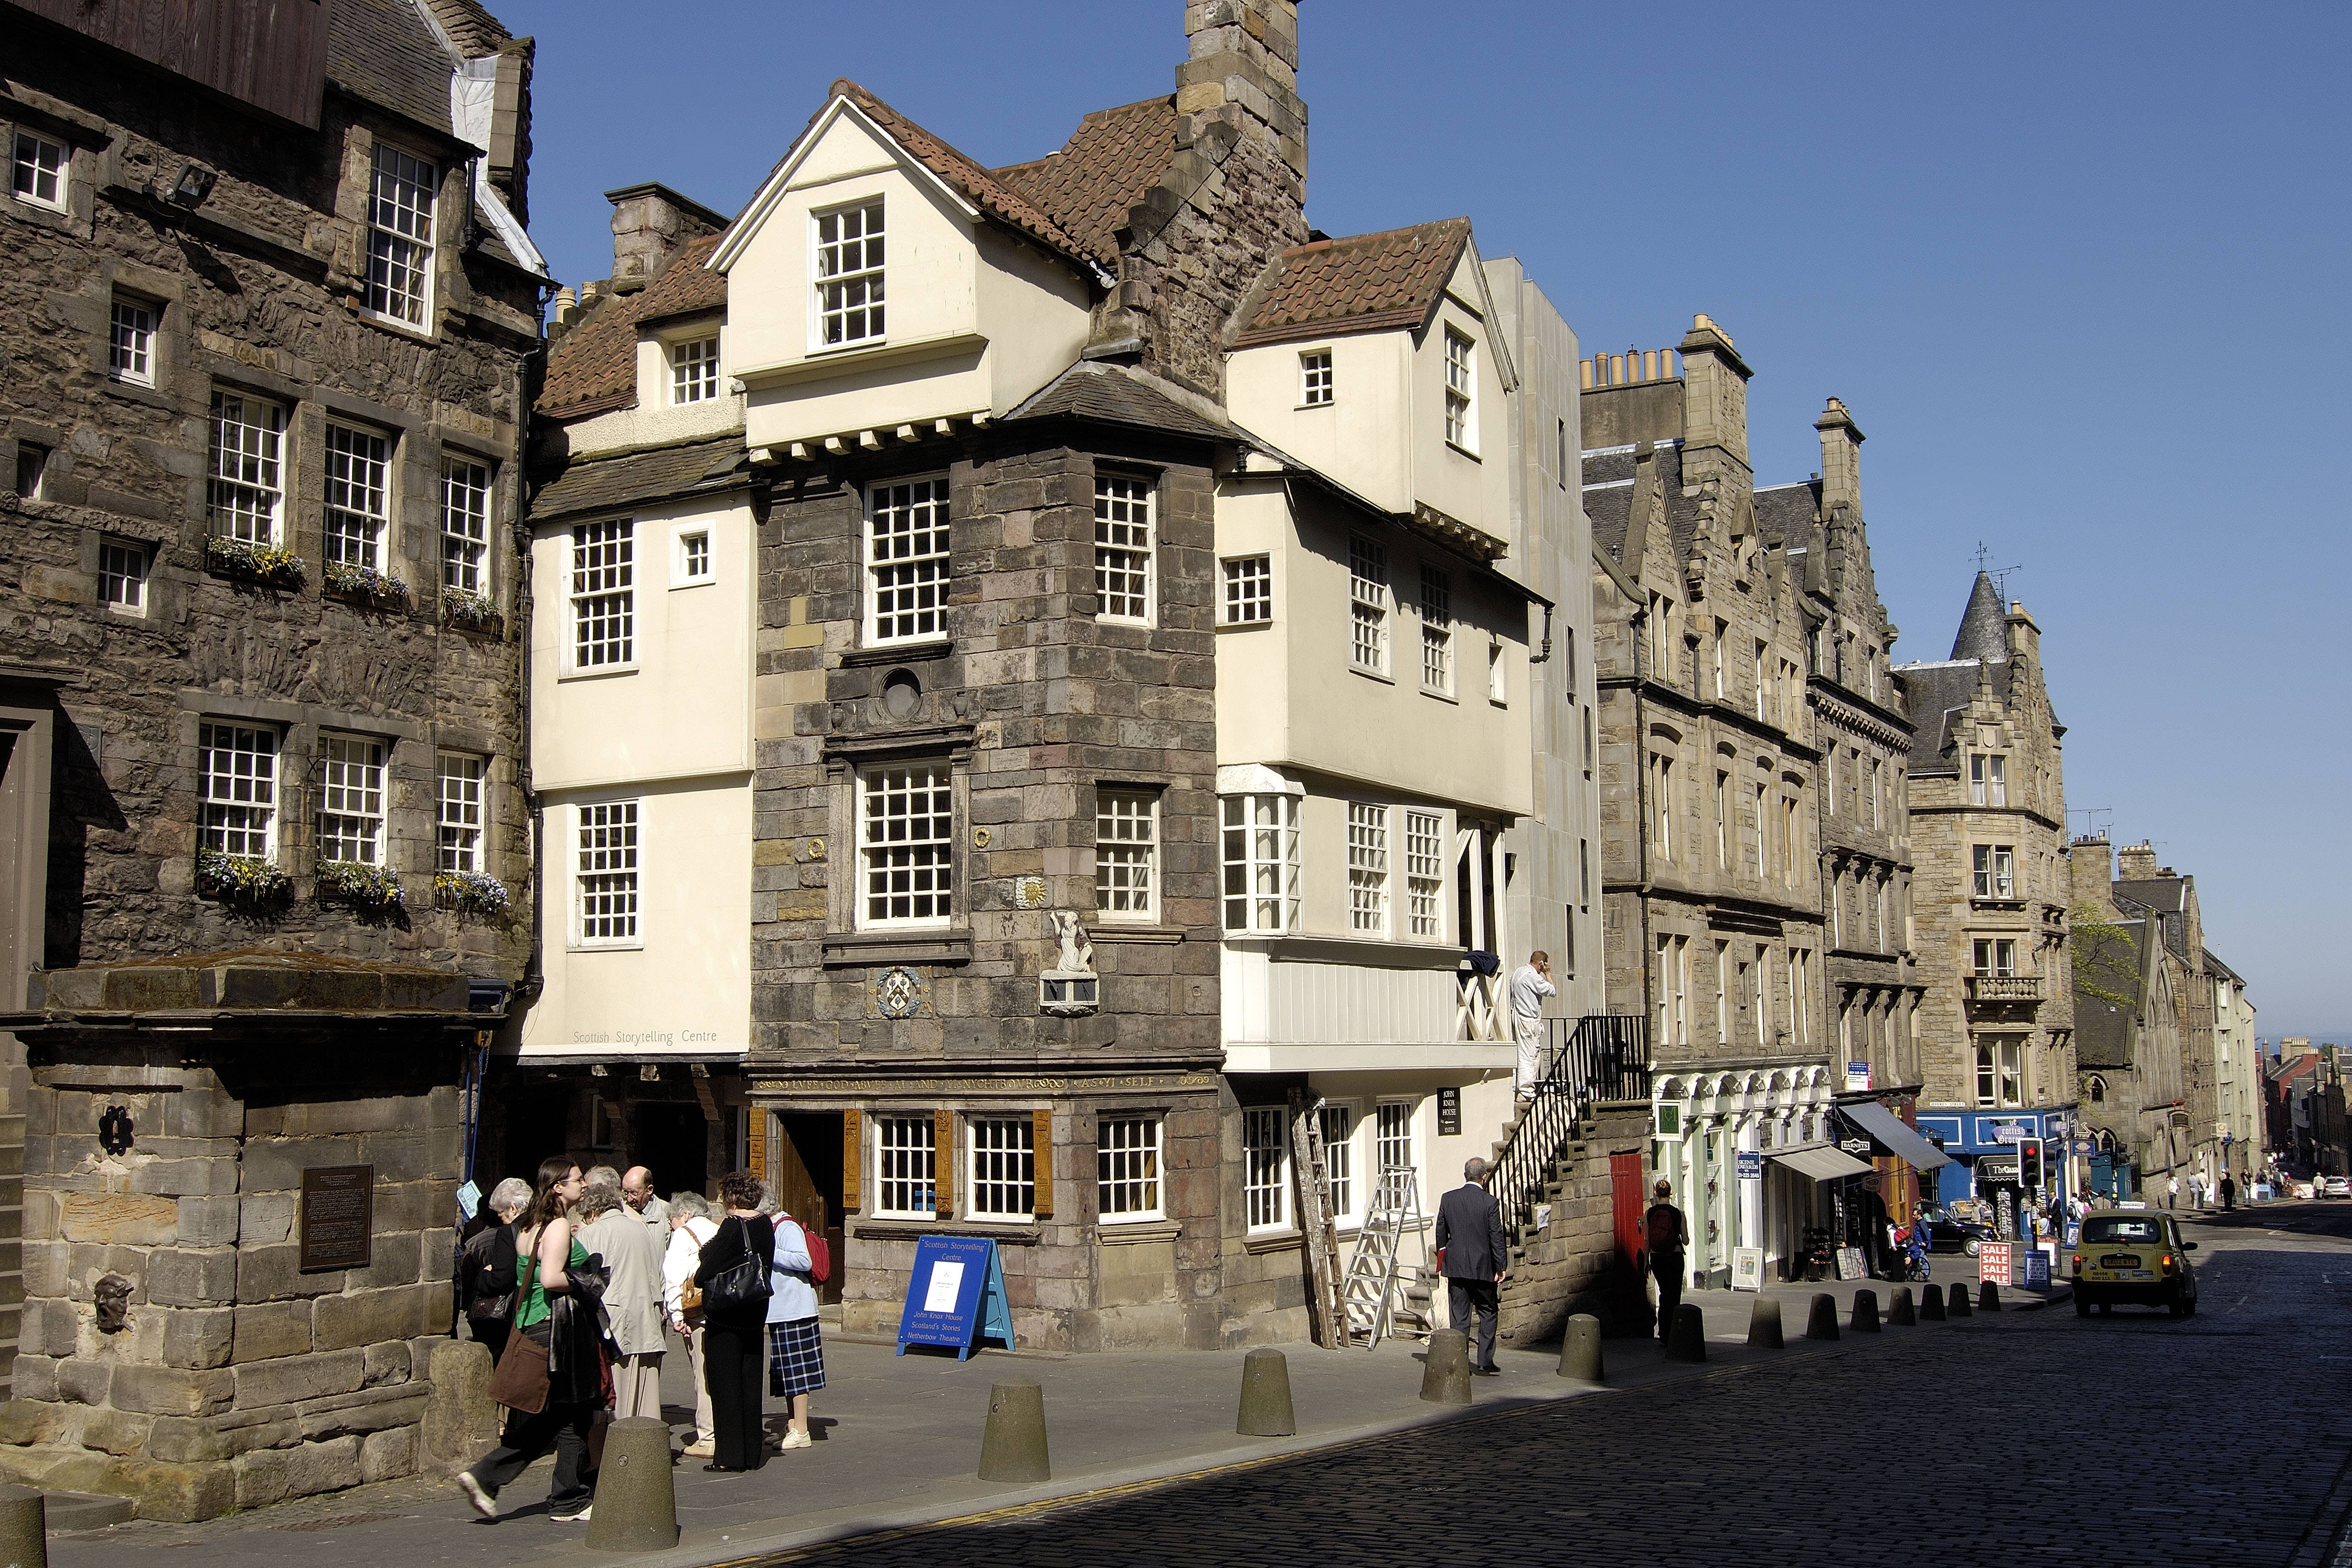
[1434,1157,1509,1374]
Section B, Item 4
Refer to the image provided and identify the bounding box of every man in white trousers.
[1508,951,1556,1101]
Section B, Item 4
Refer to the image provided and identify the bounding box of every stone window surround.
[821,725,973,958]
[362,139,440,334]
[1092,781,1160,924]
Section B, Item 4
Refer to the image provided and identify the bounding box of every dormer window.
[815,199,885,348]
[669,335,719,405]
[1443,329,1475,452]
[1300,349,1333,407]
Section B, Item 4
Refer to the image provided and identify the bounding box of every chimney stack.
[1677,313,1752,472]
[1815,397,1863,520]
[2116,842,2160,881]
[2069,833,2113,916]
[604,182,728,295]
[1177,1,1307,179]
[2006,599,2041,665]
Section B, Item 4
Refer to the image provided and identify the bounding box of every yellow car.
[2072,1212,2199,1317]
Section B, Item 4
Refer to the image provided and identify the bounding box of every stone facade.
[0,1,539,1517]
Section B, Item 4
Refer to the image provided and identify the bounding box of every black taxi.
[2072,1211,2198,1317]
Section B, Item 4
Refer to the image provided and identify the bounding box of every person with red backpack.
[1639,1178,1689,1342]
[765,1194,829,1452]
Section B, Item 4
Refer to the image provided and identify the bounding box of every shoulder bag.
[485,1325,549,1414]
[703,1221,773,1312]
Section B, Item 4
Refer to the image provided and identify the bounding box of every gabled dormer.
[709,81,1106,455]
[1225,219,1517,553]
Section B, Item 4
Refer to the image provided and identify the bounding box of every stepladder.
[1339,1165,1430,1349]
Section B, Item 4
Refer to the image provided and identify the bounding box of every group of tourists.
[450,1157,830,1523]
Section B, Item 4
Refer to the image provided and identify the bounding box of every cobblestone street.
[741,1209,2352,1568]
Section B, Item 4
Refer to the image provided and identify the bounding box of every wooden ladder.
[1289,1090,1348,1348]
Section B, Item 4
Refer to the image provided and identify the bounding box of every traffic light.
[2019,1138,2045,1191]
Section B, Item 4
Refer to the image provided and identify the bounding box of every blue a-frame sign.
[896,1235,1014,1359]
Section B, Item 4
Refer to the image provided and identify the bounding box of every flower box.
[442,588,500,633]
[323,560,409,607]
[434,870,510,916]
[316,859,405,910]
[195,848,292,909]
[204,536,306,590]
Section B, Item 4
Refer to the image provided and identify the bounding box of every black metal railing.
[1487,1013,1649,1242]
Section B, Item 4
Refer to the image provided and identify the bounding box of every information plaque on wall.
[300,1164,376,1272]
[1437,1087,1461,1137]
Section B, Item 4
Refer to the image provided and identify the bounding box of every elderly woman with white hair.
[458,1176,533,1363]
[661,1190,720,1457]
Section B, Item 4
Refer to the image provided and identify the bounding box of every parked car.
[1920,1209,1997,1256]
[2073,1211,2198,1317]
[2324,1177,2349,1198]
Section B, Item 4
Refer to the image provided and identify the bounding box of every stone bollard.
[1889,1287,1916,1326]
[1236,1347,1296,1436]
[1978,1280,2002,1312]
[1948,1281,1972,1318]
[978,1380,1051,1483]
[1849,1289,1881,1333]
[1920,1284,1947,1321]
[1664,1302,1707,1363]
[1419,1329,1473,1405]
[1805,1293,1840,1340]
[1557,1314,1605,1381]
[0,1485,45,1568]
[584,1417,678,1553]
[1746,1295,1784,1349]
[422,1340,498,1466]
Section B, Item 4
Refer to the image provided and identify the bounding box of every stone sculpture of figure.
[93,1273,133,1334]
[1049,911,1094,975]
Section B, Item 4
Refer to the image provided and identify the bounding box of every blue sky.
[495,1,2350,1034]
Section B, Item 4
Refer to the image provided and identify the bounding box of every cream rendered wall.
[1225,332,1413,513]
[530,492,755,791]
[1409,252,1513,544]
[520,777,753,1058]
[1210,482,1293,766]
[972,225,1093,415]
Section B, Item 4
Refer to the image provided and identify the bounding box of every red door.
[1611,1151,1646,1271]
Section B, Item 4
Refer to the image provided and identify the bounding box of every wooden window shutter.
[1032,1107,1053,1218]
[747,1106,769,1181]
[934,1108,955,1218]
[841,1110,861,1212]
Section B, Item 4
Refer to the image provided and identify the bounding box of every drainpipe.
[1631,603,1655,1085]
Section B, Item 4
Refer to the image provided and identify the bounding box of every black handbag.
[703,1250,771,1312]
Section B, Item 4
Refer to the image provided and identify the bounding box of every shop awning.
[1840,1101,1955,1172]
[1766,1143,1876,1182]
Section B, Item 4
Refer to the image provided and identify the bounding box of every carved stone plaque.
[300,1164,375,1273]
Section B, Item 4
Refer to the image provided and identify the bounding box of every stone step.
[42,1490,135,1533]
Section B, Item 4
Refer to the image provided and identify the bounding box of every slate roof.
[2113,879,2185,917]
[1891,658,2011,773]
[539,234,728,416]
[2074,918,2144,1068]
[2204,948,2246,987]
[327,0,464,137]
[1753,481,1820,548]
[1951,570,2008,662]
[1582,441,1700,582]
[419,0,509,55]
[530,436,747,523]
[1007,362,1234,445]
[995,96,1177,272]
[1231,219,1472,349]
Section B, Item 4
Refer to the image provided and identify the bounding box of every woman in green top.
[458,1157,601,1523]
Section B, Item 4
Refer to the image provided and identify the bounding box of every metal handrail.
[1485,1013,1649,1242]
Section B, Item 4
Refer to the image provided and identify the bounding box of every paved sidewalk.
[46,1293,2066,1568]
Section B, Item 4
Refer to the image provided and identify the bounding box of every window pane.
[868,476,950,643]
[1242,1107,1287,1230]
[1222,555,1271,625]
[437,752,485,873]
[671,336,719,404]
[860,763,953,925]
[579,801,639,941]
[968,1118,1034,1220]
[441,459,491,594]
[572,519,635,666]
[208,391,283,543]
[1093,474,1152,623]
[366,144,436,325]
[1349,536,1387,672]
[815,199,886,345]
[1347,803,1388,935]
[318,734,385,865]
[198,722,275,857]
[1419,566,1451,691]
[1405,809,1443,939]
[877,1116,936,1218]
[324,424,390,570]
[1095,788,1157,918]
[1096,1117,1161,1217]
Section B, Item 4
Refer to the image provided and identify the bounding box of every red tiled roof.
[538,233,728,417]
[1231,218,1473,348]
[995,96,1177,271]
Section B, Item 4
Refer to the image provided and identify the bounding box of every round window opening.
[882,669,921,719]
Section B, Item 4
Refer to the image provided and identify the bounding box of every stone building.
[0,0,542,1518]
[1901,576,2077,1223]
[2207,950,2261,1186]
[1583,319,1847,1287]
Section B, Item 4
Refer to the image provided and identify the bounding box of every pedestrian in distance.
[1641,1178,1689,1343]
[766,1203,826,1450]
[457,1176,530,1365]
[458,1157,601,1524]
[578,1176,667,1422]
[2167,1174,2179,1211]
[2220,1173,2238,1212]
[694,1171,776,1473]
[621,1165,670,1232]
[662,1191,720,1458]
[1433,1157,1509,1375]
[1507,951,1557,1102]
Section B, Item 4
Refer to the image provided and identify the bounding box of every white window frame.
[1972,843,2016,900]
[669,334,719,405]
[441,457,492,596]
[1242,1106,1290,1233]
[1348,534,1389,675]
[1093,472,1155,626]
[436,751,486,874]
[1487,638,1506,705]
[570,518,636,670]
[1374,1100,1413,1177]
[1404,809,1444,941]
[198,722,277,859]
[857,762,954,929]
[575,800,641,948]
[1442,328,1476,452]
[98,536,149,615]
[1096,1116,1163,1222]
[1346,801,1390,936]
[865,474,950,646]
[324,422,391,572]
[109,295,155,385]
[207,390,284,544]
[967,1116,1035,1222]
[1221,554,1272,626]
[874,1115,938,1220]
[317,733,388,865]
[10,128,67,212]
[1094,786,1159,923]
[365,142,437,329]
[1418,565,1453,695]
[1299,348,1333,407]
[1319,1104,1356,1226]
[672,522,714,588]
[1221,792,1299,934]
[812,197,886,349]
